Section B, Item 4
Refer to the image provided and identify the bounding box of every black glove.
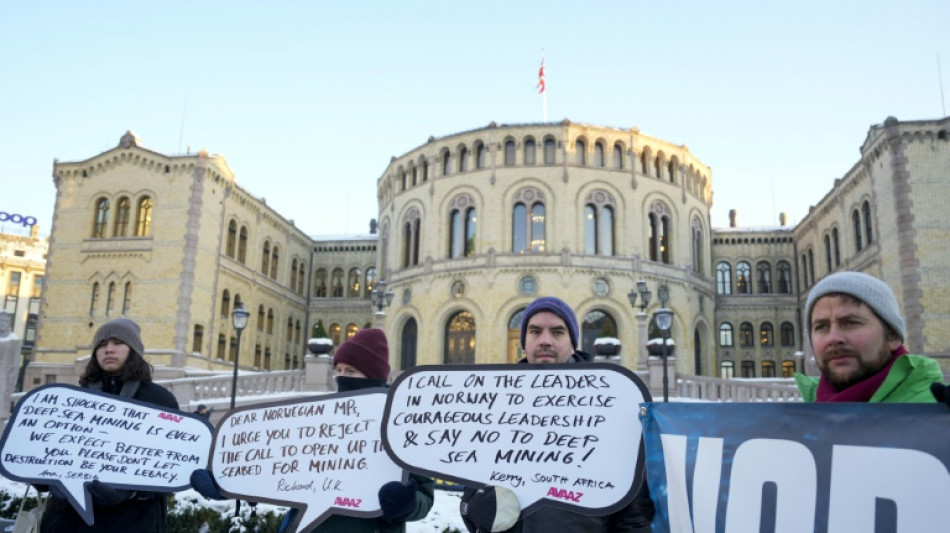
[87,480,134,507]
[190,469,225,500]
[931,382,950,407]
[378,478,417,522]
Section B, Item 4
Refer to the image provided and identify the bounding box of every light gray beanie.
[805,271,905,342]
[92,318,145,357]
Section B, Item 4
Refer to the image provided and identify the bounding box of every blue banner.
[640,403,950,532]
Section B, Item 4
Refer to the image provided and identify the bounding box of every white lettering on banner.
[827,445,950,532]
[660,435,950,532]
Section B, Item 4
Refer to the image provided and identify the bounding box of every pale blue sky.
[2,1,947,238]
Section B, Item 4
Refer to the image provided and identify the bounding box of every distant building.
[26,116,950,391]
[0,224,47,386]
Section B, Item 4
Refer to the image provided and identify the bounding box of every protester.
[795,271,945,403]
[192,328,435,533]
[40,318,179,532]
[193,403,212,419]
[460,296,654,532]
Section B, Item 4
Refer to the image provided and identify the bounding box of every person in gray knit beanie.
[805,271,906,344]
[91,317,145,357]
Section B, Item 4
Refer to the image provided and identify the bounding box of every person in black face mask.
[274,328,435,533]
[40,318,179,533]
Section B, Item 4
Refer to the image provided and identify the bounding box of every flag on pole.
[537,55,545,94]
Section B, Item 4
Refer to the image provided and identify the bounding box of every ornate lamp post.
[654,307,674,402]
[371,280,395,313]
[627,279,652,370]
[230,304,250,410]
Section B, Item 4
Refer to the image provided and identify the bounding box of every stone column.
[636,312,648,371]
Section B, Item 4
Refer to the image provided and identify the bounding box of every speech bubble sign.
[0,383,212,525]
[383,363,650,515]
[382,364,650,518]
[210,390,403,533]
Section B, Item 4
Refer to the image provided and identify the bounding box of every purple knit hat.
[333,328,391,380]
[520,296,579,349]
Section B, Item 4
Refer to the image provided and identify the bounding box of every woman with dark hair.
[41,318,179,533]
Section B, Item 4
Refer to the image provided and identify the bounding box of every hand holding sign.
[210,390,403,533]
[382,364,650,517]
[0,384,212,525]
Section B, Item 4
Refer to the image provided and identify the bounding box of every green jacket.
[795,354,943,403]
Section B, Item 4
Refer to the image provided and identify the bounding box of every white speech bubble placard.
[382,364,650,517]
[0,383,212,525]
[211,390,403,533]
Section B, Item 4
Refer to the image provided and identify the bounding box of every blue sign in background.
[641,403,950,532]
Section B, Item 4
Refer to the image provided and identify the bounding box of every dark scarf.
[816,345,909,402]
[87,374,141,398]
[335,375,387,392]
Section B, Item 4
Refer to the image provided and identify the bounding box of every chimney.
[728,209,737,228]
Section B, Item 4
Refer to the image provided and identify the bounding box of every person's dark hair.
[79,346,154,386]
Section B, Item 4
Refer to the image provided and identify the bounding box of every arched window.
[401,318,418,370]
[444,311,476,364]
[512,189,546,254]
[331,269,344,297]
[449,195,476,258]
[691,218,704,274]
[594,142,605,167]
[648,202,671,264]
[832,227,841,267]
[257,305,265,332]
[238,226,248,263]
[262,241,271,276]
[421,159,428,182]
[314,269,327,298]
[780,322,795,346]
[346,323,359,340]
[90,282,100,315]
[543,138,556,164]
[756,261,771,293]
[777,261,792,293]
[853,209,863,253]
[270,246,279,280]
[290,259,298,291]
[808,249,815,286]
[507,309,526,363]
[824,234,833,273]
[475,142,486,169]
[226,220,237,257]
[286,318,294,342]
[93,198,109,238]
[504,140,515,166]
[135,197,152,236]
[192,325,204,353]
[298,262,306,294]
[719,323,734,346]
[741,360,756,378]
[716,261,732,294]
[863,200,873,245]
[801,253,809,288]
[348,268,362,297]
[330,323,342,346]
[736,262,751,294]
[760,322,774,346]
[581,309,617,356]
[762,360,776,378]
[458,146,468,173]
[122,282,132,315]
[402,208,421,267]
[782,360,796,378]
[720,360,735,379]
[267,309,274,335]
[613,143,624,169]
[524,139,536,165]
[575,139,586,165]
[220,290,230,318]
[442,150,452,176]
[217,334,226,360]
[739,322,754,347]
[114,197,130,237]
[583,191,615,256]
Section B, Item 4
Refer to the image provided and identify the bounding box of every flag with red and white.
[537,56,546,94]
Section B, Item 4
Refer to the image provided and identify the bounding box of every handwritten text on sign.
[211,390,403,533]
[0,384,212,526]
[382,364,650,516]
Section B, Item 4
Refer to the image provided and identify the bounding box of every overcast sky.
[2,1,947,238]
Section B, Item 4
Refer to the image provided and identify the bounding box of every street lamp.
[627,279,652,312]
[371,280,395,313]
[654,307,674,403]
[230,303,250,410]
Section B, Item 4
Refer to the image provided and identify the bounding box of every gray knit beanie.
[520,296,579,349]
[92,318,145,357]
[805,272,905,343]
